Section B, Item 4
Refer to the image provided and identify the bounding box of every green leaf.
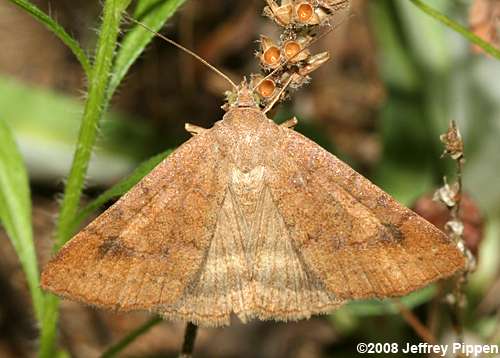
[8,0,92,77]
[41,1,133,356]
[409,0,500,60]
[0,74,157,184]
[72,150,171,232]
[107,0,188,100]
[54,0,133,252]
[0,118,43,322]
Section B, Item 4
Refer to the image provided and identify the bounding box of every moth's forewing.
[42,108,465,327]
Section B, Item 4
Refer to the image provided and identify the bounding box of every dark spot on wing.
[141,185,150,195]
[98,236,133,259]
[380,223,404,243]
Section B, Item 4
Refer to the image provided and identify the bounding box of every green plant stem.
[100,316,163,358]
[39,1,132,356]
[54,0,131,252]
[409,0,500,60]
[8,0,92,77]
[38,294,59,358]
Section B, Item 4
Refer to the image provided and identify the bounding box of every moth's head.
[223,79,260,111]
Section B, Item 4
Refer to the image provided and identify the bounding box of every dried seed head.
[285,42,305,63]
[280,71,309,90]
[250,75,278,102]
[258,79,277,98]
[283,36,312,62]
[264,0,293,27]
[314,7,331,24]
[319,0,351,12]
[433,178,460,208]
[440,120,464,160]
[251,74,278,99]
[263,47,281,66]
[294,2,330,25]
[260,35,282,68]
[298,51,330,76]
[295,2,315,23]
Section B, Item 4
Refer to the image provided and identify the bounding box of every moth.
[41,9,466,328]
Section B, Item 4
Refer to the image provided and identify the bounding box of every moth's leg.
[185,123,207,136]
[280,117,298,129]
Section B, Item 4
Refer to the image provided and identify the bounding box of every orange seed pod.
[296,2,315,23]
[260,35,282,69]
[283,36,312,62]
[258,79,277,98]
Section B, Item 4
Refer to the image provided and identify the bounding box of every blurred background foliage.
[0,0,499,357]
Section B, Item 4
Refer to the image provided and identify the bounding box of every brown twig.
[178,322,198,358]
[394,299,437,344]
[436,120,471,349]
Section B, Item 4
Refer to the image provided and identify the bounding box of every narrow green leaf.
[39,294,60,358]
[409,0,500,60]
[0,74,157,184]
[41,1,133,356]
[72,150,171,232]
[54,0,132,252]
[8,0,92,77]
[101,316,163,358]
[107,0,187,100]
[0,118,43,322]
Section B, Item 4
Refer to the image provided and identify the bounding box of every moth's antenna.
[252,14,353,92]
[125,14,238,91]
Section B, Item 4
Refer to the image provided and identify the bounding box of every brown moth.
[41,81,465,327]
[41,7,466,328]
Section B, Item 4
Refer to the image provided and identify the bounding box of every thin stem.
[179,322,198,358]
[394,299,437,344]
[409,0,500,60]
[450,157,466,345]
[101,316,163,358]
[438,120,467,347]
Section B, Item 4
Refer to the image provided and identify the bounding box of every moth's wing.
[267,126,465,300]
[41,130,226,310]
[249,183,344,321]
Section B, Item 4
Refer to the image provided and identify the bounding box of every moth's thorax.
[222,107,266,125]
[216,108,278,173]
